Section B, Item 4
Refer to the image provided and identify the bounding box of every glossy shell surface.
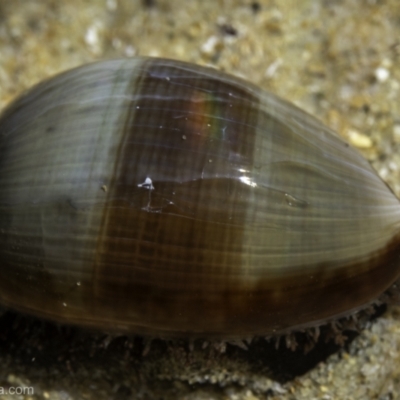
[0,57,400,338]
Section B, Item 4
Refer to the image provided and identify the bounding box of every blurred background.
[0,0,399,399]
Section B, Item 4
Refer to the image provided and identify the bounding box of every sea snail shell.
[0,57,399,339]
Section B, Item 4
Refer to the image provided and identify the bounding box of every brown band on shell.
[91,58,263,333]
[239,229,400,336]
[91,220,400,337]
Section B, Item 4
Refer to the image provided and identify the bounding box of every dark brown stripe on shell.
[92,58,263,334]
